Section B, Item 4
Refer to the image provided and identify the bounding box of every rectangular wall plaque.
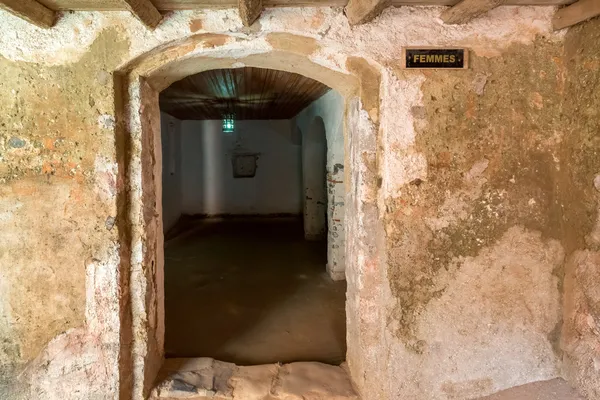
[403,48,468,69]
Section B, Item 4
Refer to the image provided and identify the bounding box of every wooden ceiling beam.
[440,0,505,24]
[24,0,575,10]
[238,0,262,26]
[552,0,600,30]
[345,0,390,25]
[122,0,162,29]
[0,0,56,28]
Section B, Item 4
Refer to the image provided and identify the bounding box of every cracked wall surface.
[0,5,597,400]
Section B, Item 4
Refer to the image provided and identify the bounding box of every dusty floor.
[474,378,584,400]
[164,217,346,365]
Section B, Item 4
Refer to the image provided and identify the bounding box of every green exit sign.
[403,48,468,69]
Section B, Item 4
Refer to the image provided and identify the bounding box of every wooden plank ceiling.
[159,67,331,120]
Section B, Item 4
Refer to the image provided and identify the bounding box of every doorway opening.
[116,39,377,399]
[157,67,347,366]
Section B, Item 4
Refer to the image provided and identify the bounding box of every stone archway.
[114,33,385,399]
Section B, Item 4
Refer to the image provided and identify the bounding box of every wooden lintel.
[0,0,56,28]
[553,0,600,30]
[345,0,390,25]
[440,0,505,24]
[238,0,262,26]
[123,0,162,29]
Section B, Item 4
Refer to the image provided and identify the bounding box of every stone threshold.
[150,358,360,400]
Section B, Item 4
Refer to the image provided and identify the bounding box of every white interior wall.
[301,117,327,240]
[160,112,183,233]
[180,119,302,216]
[293,90,345,280]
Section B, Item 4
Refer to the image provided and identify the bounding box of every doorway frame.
[115,33,385,399]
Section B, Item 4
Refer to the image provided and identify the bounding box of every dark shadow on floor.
[164,216,347,366]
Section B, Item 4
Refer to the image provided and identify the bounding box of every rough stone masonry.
[0,5,599,400]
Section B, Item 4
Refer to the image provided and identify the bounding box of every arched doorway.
[157,66,347,368]
[115,34,383,398]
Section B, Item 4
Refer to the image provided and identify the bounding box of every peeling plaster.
[380,72,427,201]
[0,11,108,65]
[94,154,118,203]
[381,227,563,399]
[0,7,564,66]
[424,160,489,232]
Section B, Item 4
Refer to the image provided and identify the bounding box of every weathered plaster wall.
[1,5,596,400]
[293,90,345,278]
[160,112,182,232]
[380,38,570,398]
[560,17,600,400]
[0,30,128,399]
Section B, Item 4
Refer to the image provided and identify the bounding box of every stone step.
[150,358,360,400]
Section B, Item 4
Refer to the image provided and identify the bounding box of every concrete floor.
[475,378,584,400]
[164,217,346,365]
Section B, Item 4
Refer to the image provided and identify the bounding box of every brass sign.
[403,48,468,69]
